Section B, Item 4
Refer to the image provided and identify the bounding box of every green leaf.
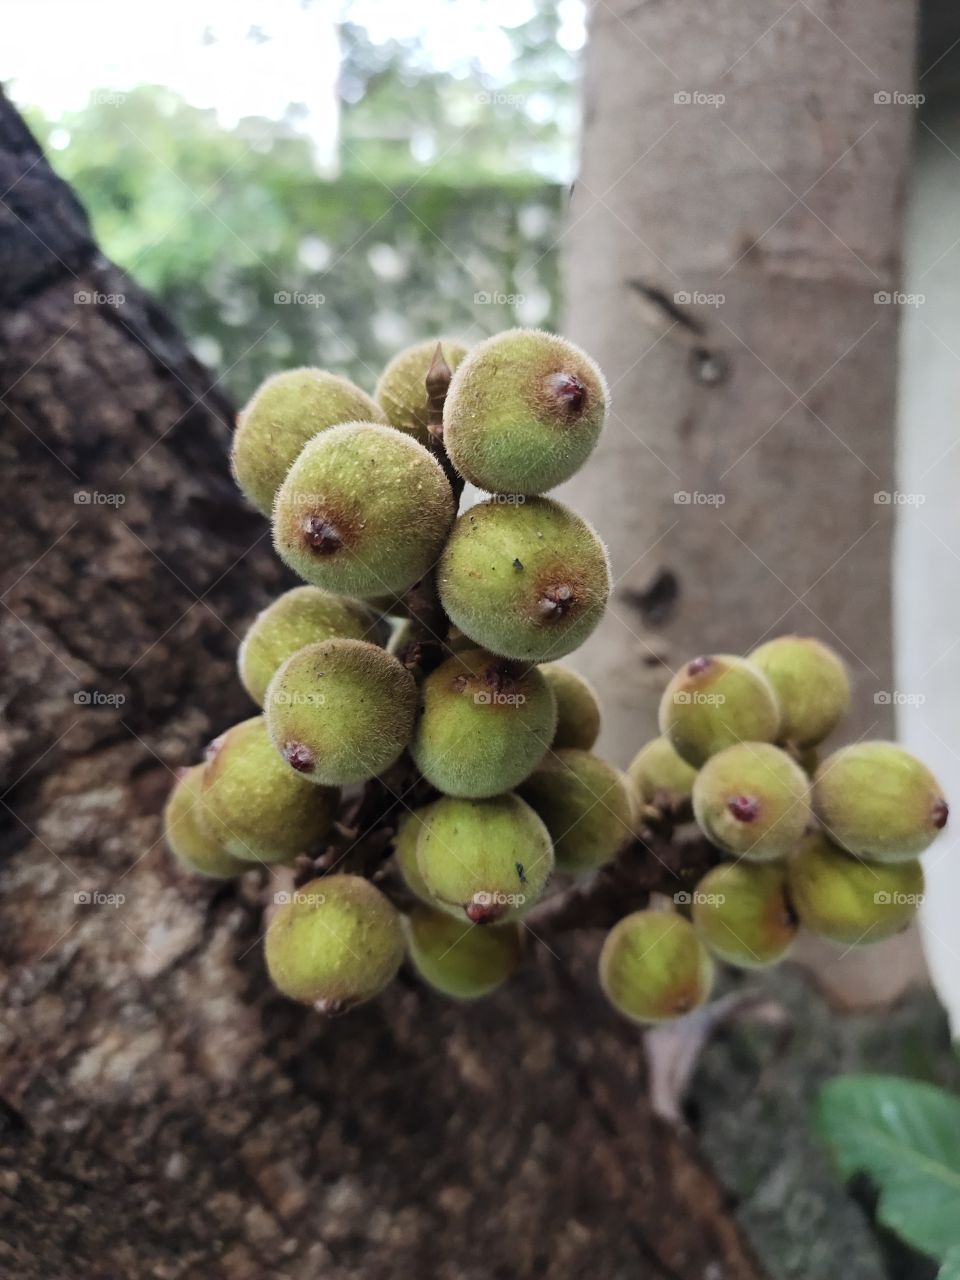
[818,1074,960,1263]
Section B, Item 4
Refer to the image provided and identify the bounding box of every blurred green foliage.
[27,10,575,403]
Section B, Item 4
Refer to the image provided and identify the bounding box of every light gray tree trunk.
[563,0,924,1007]
[564,0,917,767]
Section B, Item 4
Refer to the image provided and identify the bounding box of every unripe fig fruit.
[787,831,924,945]
[231,369,386,516]
[416,794,554,924]
[265,874,404,1011]
[691,862,797,968]
[392,808,436,904]
[164,765,248,878]
[403,905,522,999]
[437,496,610,662]
[812,741,948,861]
[265,638,416,787]
[540,663,601,750]
[197,717,338,863]
[749,635,851,747]
[443,329,608,495]
[410,648,556,798]
[599,910,714,1024]
[659,654,780,767]
[273,422,455,599]
[375,338,469,446]
[518,749,633,873]
[627,736,698,809]
[238,586,382,706]
[692,742,810,861]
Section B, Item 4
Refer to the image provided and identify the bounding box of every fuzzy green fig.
[692,742,811,861]
[416,794,554,924]
[231,369,386,516]
[410,648,556,798]
[627,736,698,810]
[375,338,469,446]
[265,874,404,1011]
[749,635,851,747]
[404,905,522,999]
[691,862,797,968]
[197,717,338,863]
[238,586,382,706]
[599,911,714,1024]
[273,422,455,599]
[392,808,436,904]
[443,329,608,495]
[164,765,248,878]
[787,831,924,945]
[659,654,780,767]
[812,741,947,862]
[540,663,601,750]
[438,496,610,662]
[265,638,416,786]
[518,749,633,873]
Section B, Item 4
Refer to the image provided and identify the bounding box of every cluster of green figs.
[162,328,949,1024]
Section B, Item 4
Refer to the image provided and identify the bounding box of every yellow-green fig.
[410,648,556,798]
[392,808,436,904]
[659,654,780,767]
[265,638,416,787]
[518,749,634,873]
[692,742,811,861]
[197,717,339,864]
[443,329,608,495]
[627,736,698,809]
[164,765,248,878]
[438,496,610,662]
[813,741,948,862]
[599,911,714,1024]
[403,905,522,999]
[238,586,383,706]
[787,831,924,945]
[540,663,601,750]
[273,422,455,599]
[416,794,554,924]
[375,337,469,446]
[691,862,797,968]
[749,635,851,747]
[265,874,404,1012]
[231,369,386,516]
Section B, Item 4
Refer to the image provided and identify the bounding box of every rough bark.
[0,91,767,1279]
[562,0,925,1006]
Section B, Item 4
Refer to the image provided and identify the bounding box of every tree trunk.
[0,92,767,1279]
[562,0,925,1007]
